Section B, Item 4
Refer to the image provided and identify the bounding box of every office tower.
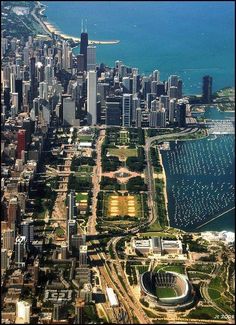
[15,235,27,267]
[146,93,156,110]
[168,75,179,88]
[151,99,157,111]
[67,220,77,252]
[202,75,212,103]
[16,301,31,324]
[53,304,65,321]
[22,81,30,107]
[15,79,23,111]
[151,80,158,95]
[119,65,127,78]
[7,197,19,230]
[11,93,19,114]
[2,229,15,250]
[159,95,169,112]
[169,86,178,99]
[23,47,29,65]
[177,79,182,99]
[156,83,165,97]
[75,298,85,324]
[87,45,96,71]
[71,234,85,257]
[44,64,53,86]
[132,95,140,124]
[152,70,160,82]
[136,107,142,127]
[87,70,97,125]
[169,98,177,124]
[105,96,122,126]
[4,87,11,110]
[10,72,16,93]
[21,219,34,244]
[149,110,158,128]
[80,29,88,71]
[29,56,37,104]
[97,82,110,107]
[17,129,26,159]
[157,107,166,127]
[68,191,76,220]
[132,74,140,94]
[122,93,132,127]
[62,96,80,126]
[142,77,151,99]
[122,76,131,93]
[77,54,85,72]
[176,102,186,127]
[79,245,88,267]
[1,249,8,273]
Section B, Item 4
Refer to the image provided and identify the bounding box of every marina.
[161,134,235,231]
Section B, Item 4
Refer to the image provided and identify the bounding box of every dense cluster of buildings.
[1,7,215,322]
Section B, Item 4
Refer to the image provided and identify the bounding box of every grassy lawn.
[79,135,93,141]
[146,222,163,232]
[76,192,88,202]
[188,271,211,280]
[155,265,185,274]
[55,227,65,237]
[78,165,93,173]
[186,307,220,319]
[208,288,221,300]
[156,287,176,298]
[108,147,137,159]
[209,276,226,291]
[139,232,176,238]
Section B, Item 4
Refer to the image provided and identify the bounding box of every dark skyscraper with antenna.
[80,19,88,71]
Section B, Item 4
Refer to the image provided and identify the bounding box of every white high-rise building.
[122,77,130,93]
[10,72,15,93]
[87,46,96,71]
[153,70,160,82]
[16,300,31,324]
[169,98,177,123]
[11,93,19,113]
[122,93,132,127]
[87,70,97,125]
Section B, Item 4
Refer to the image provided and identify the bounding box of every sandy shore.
[43,19,120,44]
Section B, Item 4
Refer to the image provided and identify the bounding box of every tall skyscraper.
[16,300,31,324]
[2,229,15,251]
[87,70,97,125]
[169,98,177,124]
[152,70,160,82]
[105,96,122,126]
[15,79,23,111]
[21,219,34,246]
[80,24,88,71]
[15,235,27,267]
[176,102,186,127]
[79,245,88,267]
[202,75,212,103]
[87,46,96,71]
[7,197,19,230]
[122,93,132,127]
[67,220,77,253]
[68,191,76,220]
[17,129,26,159]
[75,298,85,324]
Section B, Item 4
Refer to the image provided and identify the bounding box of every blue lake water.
[161,108,235,232]
[43,1,235,94]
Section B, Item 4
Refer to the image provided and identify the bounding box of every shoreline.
[157,149,170,227]
[36,1,120,45]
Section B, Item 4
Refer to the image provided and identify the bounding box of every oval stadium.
[140,271,195,310]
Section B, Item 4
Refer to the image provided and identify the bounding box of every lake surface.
[43,1,235,95]
[161,108,235,232]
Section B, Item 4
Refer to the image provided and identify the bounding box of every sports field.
[104,194,142,217]
[156,287,177,298]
